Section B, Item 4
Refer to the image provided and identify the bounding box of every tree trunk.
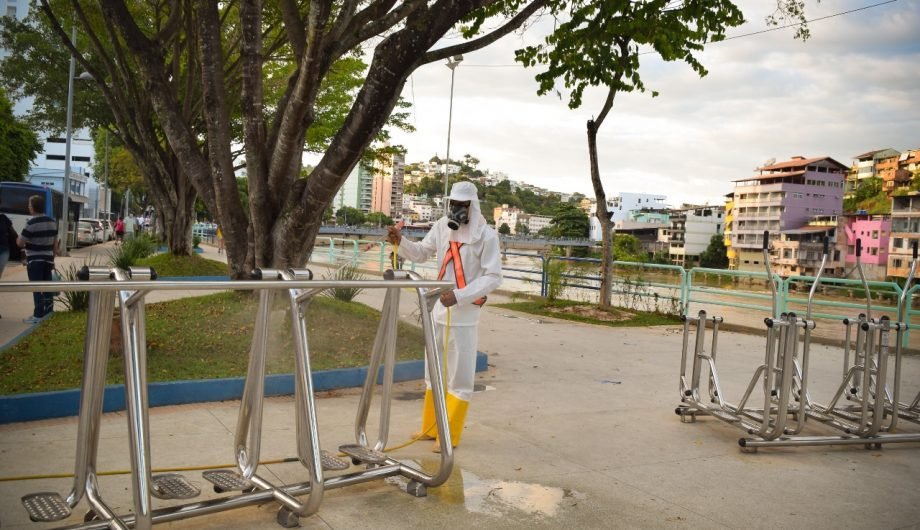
[588,119,613,309]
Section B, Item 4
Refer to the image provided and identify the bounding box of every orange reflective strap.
[437,242,486,306]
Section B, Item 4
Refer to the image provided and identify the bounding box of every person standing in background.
[114,216,125,244]
[17,195,58,323]
[125,212,137,240]
[216,225,224,254]
[0,209,17,278]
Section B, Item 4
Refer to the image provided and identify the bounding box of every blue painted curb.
[0,352,488,424]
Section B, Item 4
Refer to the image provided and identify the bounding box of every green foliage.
[499,223,511,235]
[547,203,589,239]
[136,253,229,277]
[109,234,157,269]
[0,11,111,135]
[699,234,729,268]
[844,177,890,215]
[0,88,41,182]
[365,212,394,227]
[404,167,566,218]
[336,206,366,226]
[651,249,671,265]
[544,259,568,301]
[613,234,646,262]
[323,264,366,302]
[515,0,745,110]
[515,221,530,235]
[55,259,99,312]
[193,235,202,248]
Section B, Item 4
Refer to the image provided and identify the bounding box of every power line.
[459,0,900,66]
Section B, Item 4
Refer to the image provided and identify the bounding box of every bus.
[0,182,64,235]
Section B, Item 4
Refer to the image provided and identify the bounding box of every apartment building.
[370,151,405,218]
[889,149,920,195]
[337,163,374,214]
[888,191,920,280]
[402,194,434,223]
[846,148,900,195]
[724,193,736,269]
[772,216,842,277]
[493,204,522,233]
[667,205,724,267]
[523,213,552,234]
[841,214,890,281]
[731,156,846,272]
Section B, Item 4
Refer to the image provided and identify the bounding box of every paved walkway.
[1,243,920,528]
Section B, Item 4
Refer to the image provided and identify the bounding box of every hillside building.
[731,156,846,272]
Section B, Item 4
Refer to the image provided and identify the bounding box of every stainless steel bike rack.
[741,239,920,449]
[677,231,822,450]
[2,272,453,528]
[885,242,919,426]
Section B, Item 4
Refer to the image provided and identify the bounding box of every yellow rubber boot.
[412,389,436,440]
[436,393,469,449]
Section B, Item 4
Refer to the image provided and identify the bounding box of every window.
[72,156,91,162]
[872,230,879,239]
[870,248,878,256]
[894,237,903,248]
[893,259,903,268]
[46,154,65,160]
[6,6,17,18]
[46,137,66,143]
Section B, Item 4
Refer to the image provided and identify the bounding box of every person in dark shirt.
[17,195,58,323]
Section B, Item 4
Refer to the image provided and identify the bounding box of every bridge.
[317,226,596,251]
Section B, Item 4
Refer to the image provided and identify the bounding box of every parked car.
[81,219,107,243]
[76,221,97,246]
[90,218,115,241]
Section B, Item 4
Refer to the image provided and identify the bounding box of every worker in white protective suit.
[387,181,502,451]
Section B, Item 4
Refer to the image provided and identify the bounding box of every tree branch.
[422,0,548,64]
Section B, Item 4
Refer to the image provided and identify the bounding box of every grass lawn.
[1,291,426,395]
[138,252,230,277]
[494,298,681,327]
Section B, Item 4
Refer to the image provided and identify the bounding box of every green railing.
[686,267,779,317]
[306,240,918,345]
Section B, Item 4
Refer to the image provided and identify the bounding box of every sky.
[387,0,920,207]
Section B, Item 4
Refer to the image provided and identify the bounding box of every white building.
[337,163,374,214]
[588,192,669,241]
[525,214,552,234]
[668,205,725,267]
[493,204,522,233]
[402,194,434,222]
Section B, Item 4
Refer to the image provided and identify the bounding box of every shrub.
[193,235,202,248]
[322,264,366,302]
[545,259,568,301]
[55,259,97,312]
[110,234,157,269]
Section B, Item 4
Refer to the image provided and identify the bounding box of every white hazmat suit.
[394,181,502,448]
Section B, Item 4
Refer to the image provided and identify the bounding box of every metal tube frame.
[9,272,453,529]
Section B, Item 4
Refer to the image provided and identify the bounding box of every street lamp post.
[58,26,78,256]
[58,27,93,256]
[443,54,463,214]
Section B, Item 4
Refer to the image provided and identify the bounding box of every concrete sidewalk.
[1,295,920,528]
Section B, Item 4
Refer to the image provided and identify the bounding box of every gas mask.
[446,200,471,231]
